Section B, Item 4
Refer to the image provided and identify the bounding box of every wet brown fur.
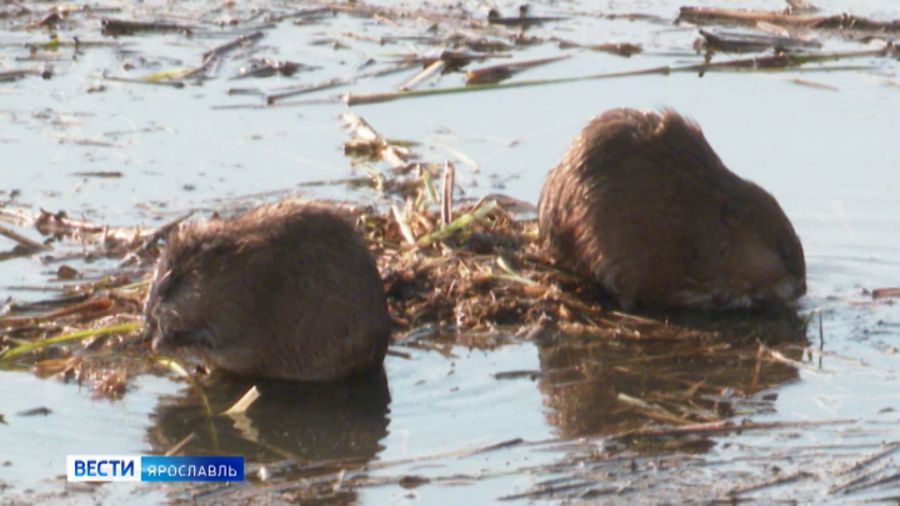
[538,108,806,309]
[144,200,391,381]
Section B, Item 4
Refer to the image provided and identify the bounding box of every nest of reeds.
[364,196,722,345]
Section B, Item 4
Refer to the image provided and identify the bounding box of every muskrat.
[538,108,806,310]
[143,200,391,381]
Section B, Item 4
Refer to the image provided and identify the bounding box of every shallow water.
[1,0,899,503]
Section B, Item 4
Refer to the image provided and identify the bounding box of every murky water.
[1,0,898,503]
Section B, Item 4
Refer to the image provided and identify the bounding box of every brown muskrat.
[143,200,391,381]
[538,108,806,310]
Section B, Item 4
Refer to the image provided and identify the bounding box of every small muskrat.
[143,200,391,381]
[538,108,806,310]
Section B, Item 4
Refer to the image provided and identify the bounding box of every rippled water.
[1,0,898,503]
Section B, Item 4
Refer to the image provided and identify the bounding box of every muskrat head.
[700,184,806,309]
[143,225,264,374]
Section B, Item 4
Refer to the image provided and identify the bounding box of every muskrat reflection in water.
[149,371,390,464]
[143,200,391,381]
[535,312,807,437]
[539,108,806,310]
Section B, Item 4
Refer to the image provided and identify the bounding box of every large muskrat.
[538,108,806,310]
[143,200,391,381]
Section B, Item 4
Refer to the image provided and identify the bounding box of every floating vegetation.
[464,55,569,85]
[153,416,900,504]
[694,28,822,56]
[4,0,895,108]
[678,6,900,33]
[100,18,195,36]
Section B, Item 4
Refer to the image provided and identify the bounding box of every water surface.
[1,0,898,503]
